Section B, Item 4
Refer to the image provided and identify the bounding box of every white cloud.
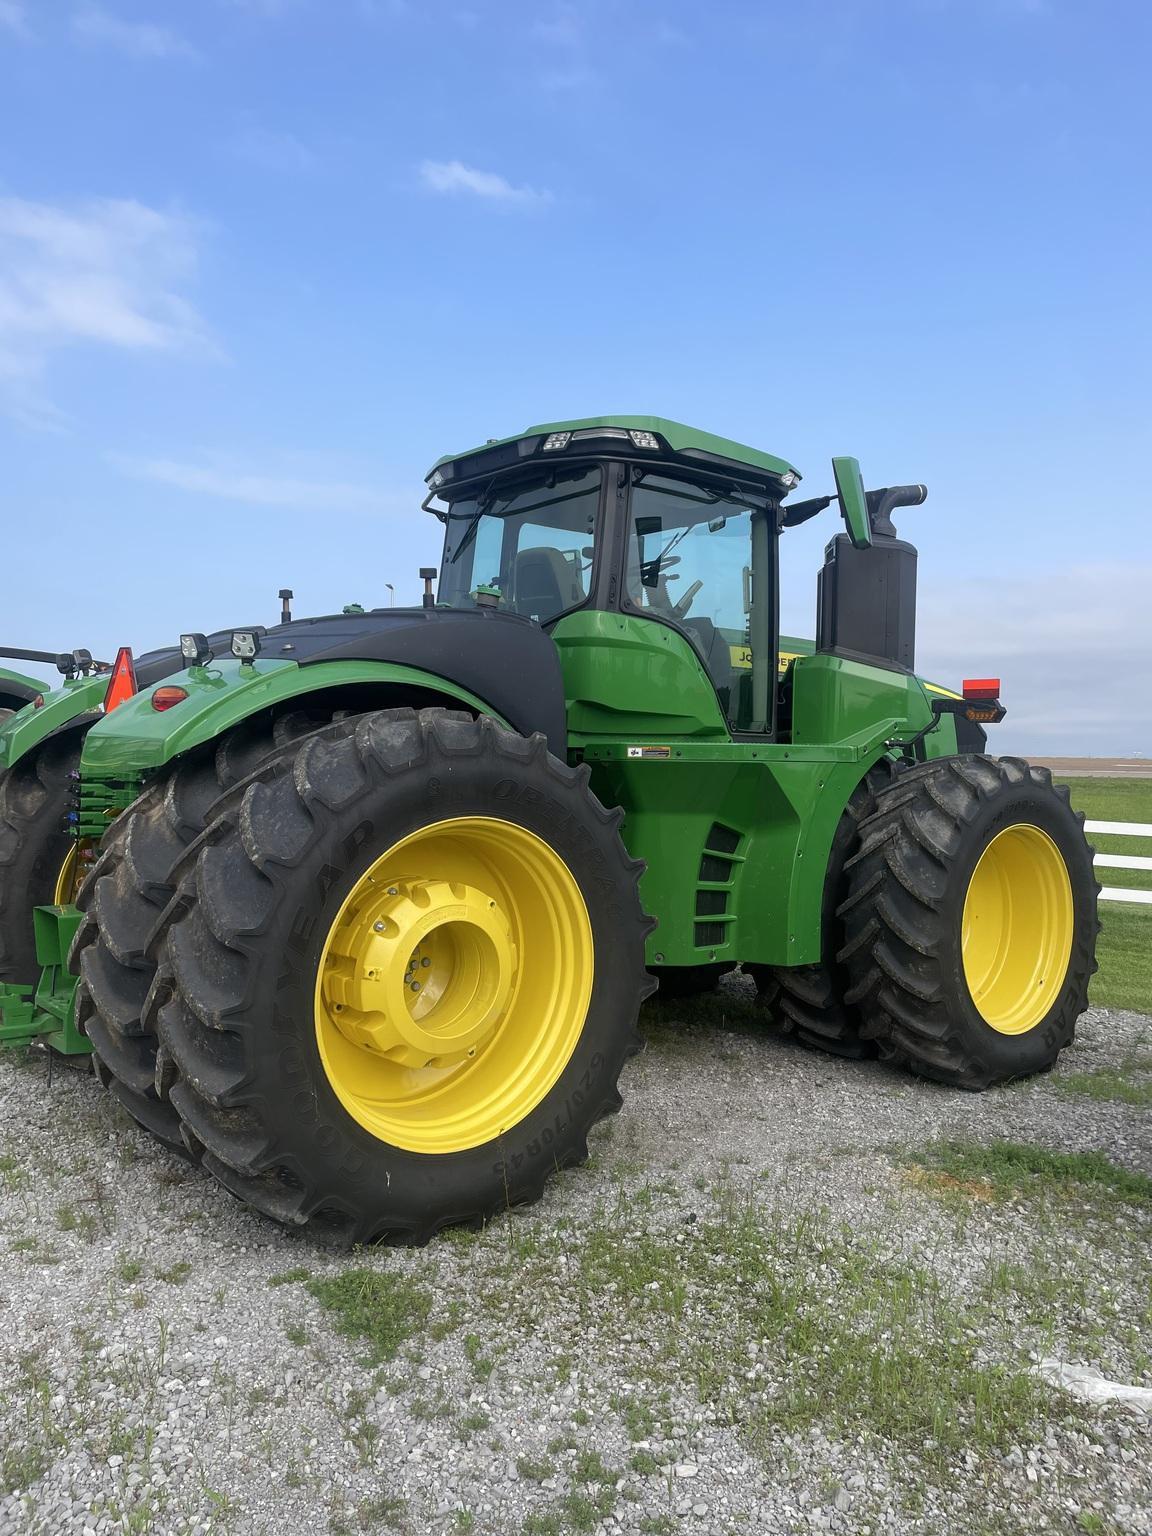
[229,124,317,172]
[917,562,1152,756]
[419,160,549,205]
[112,454,390,513]
[0,196,210,425]
[0,1,29,36]
[71,6,196,59]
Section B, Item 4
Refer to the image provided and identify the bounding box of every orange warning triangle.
[103,647,138,712]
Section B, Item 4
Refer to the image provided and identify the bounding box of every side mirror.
[831,456,872,550]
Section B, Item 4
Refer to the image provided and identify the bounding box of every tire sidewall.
[937,781,1096,1077]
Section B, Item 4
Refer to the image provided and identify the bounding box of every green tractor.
[0,417,1098,1242]
[0,632,268,992]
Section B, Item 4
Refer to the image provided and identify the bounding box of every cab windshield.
[438,466,600,625]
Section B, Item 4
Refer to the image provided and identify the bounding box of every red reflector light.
[962,678,1001,700]
[103,647,138,712]
[151,686,188,712]
[33,694,45,709]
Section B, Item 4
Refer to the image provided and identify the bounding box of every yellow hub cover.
[314,817,593,1153]
[961,823,1074,1035]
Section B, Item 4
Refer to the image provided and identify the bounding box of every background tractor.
[0,416,1098,1244]
[0,664,45,722]
[0,630,270,997]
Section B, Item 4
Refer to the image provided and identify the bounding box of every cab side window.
[627,473,760,729]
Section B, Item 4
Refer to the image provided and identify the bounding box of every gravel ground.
[1,979,1150,1536]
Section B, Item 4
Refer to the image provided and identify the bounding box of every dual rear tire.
[76,709,653,1242]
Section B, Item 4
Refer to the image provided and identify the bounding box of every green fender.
[79,658,514,777]
[0,675,106,774]
[0,665,44,705]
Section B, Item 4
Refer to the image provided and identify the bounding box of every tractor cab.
[426,416,931,747]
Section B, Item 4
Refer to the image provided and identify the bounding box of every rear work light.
[151,686,188,712]
[962,678,1001,700]
[103,647,137,712]
[542,432,571,451]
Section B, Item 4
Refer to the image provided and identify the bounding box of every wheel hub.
[312,816,594,1155]
[321,878,517,1068]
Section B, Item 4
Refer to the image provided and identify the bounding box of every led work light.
[180,633,214,667]
[231,630,261,661]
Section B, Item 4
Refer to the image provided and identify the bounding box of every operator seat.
[513,547,583,623]
[682,616,734,703]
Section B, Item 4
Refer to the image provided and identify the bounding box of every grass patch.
[1055,1066,1152,1106]
[305,1268,431,1365]
[909,1140,1152,1207]
[156,1260,192,1286]
[570,1191,1053,1459]
[268,1266,311,1287]
[1057,777,1152,1014]
[0,1443,50,1496]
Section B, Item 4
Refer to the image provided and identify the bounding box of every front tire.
[839,755,1098,1089]
[149,710,654,1243]
[747,762,898,1059]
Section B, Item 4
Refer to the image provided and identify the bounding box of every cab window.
[439,466,600,625]
[626,471,765,730]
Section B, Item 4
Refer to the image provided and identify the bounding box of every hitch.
[0,905,90,1055]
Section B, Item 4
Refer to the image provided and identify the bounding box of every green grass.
[1055,1065,1152,1106]
[569,1191,1053,1459]
[909,1139,1152,1207]
[304,1268,432,1365]
[1058,777,1152,1014]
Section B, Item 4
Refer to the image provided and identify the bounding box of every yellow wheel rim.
[53,843,90,906]
[961,823,1074,1035]
[314,816,594,1154]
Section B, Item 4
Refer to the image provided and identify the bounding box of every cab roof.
[428,415,800,489]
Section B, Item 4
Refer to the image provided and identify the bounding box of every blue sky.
[1,0,1149,754]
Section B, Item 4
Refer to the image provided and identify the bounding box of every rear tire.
[839,754,1098,1089]
[0,732,84,985]
[149,709,654,1243]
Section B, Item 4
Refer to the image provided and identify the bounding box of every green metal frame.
[0,905,89,1054]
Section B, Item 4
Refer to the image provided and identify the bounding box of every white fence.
[1086,820,1152,907]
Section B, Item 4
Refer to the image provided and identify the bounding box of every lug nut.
[373,921,385,933]
[410,981,422,993]
[421,957,431,968]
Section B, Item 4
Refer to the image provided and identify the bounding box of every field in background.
[1058,777,1152,1015]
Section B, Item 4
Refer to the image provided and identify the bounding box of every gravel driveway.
[2,978,1150,1536]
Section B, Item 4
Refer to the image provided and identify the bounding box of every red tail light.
[962,678,1001,700]
[103,648,138,712]
[151,686,188,712]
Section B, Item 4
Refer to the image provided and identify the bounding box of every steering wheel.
[671,579,703,618]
